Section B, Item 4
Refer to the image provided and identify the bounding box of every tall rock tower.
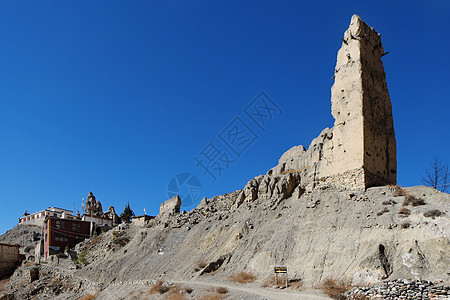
[330,14,396,187]
[269,15,396,190]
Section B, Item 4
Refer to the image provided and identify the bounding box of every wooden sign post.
[274,266,288,288]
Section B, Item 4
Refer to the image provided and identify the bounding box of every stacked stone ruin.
[245,15,397,199]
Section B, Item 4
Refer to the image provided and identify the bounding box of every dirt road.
[174,279,333,300]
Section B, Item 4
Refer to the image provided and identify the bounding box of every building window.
[72,223,81,232]
[54,233,68,242]
[45,234,47,242]
[55,220,65,230]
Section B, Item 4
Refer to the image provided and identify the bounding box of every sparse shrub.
[403,195,426,207]
[382,200,396,205]
[319,278,350,300]
[86,236,102,250]
[398,208,411,217]
[424,209,443,218]
[216,287,228,294]
[76,252,88,266]
[228,271,256,284]
[185,287,193,294]
[401,221,411,229]
[376,207,389,216]
[391,185,406,196]
[150,279,169,294]
[411,198,426,206]
[112,235,129,247]
[289,278,303,291]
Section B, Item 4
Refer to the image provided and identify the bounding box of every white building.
[19,207,77,226]
[81,214,113,228]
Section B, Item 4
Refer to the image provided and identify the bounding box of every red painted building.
[43,217,91,259]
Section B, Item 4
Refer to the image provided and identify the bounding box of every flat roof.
[21,207,73,218]
[47,207,73,213]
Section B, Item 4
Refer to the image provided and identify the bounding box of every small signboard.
[274,266,287,273]
[274,266,288,288]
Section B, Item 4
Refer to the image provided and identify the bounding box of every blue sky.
[1,1,449,234]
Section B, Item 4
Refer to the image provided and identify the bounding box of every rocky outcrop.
[235,172,302,207]
[102,206,120,225]
[268,14,396,191]
[84,192,103,216]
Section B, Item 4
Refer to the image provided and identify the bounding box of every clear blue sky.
[1,1,449,234]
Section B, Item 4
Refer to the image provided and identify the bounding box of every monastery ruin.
[269,14,396,191]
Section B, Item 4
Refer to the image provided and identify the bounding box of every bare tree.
[422,155,449,192]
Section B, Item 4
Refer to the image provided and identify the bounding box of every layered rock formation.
[269,14,396,191]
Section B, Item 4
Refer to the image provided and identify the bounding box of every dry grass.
[228,271,256,284]
[149,279,169,294]
[260,275,302,290]
[78,294,97,300]
[398,208,411,217]
[167,294,188,300]
[196,294,224,300]
[318,278,350,300]
[167,285,187,299]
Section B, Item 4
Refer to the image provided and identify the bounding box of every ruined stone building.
[269,14,396,191]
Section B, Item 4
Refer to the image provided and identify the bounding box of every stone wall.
[0,243,20,278]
